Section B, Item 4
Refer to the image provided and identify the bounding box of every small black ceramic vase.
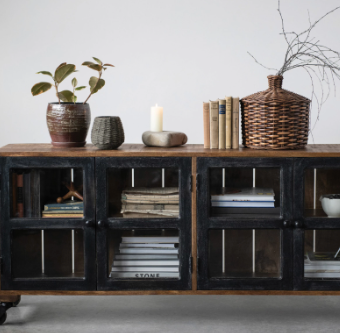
[91,116,125,150]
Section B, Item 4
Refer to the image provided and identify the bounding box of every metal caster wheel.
[12,296,21,307]
[0,312,7,325]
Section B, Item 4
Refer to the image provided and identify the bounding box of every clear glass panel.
[209,229,281,278]
[107,229,180,279]
[210,167,281,218]
[304,168,340,218]
[11,229,84,278]
[107,168,179,218]
[11,168,84,219]
[305,230,340,279]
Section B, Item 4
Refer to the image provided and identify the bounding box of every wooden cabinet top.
[0,143,340,157]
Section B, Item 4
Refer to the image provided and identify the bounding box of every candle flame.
[155,103,158,107]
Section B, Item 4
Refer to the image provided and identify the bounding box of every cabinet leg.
[0,302,13,325]
[0,295,21,325]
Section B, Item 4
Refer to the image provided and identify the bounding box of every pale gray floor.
[2,295,340,332]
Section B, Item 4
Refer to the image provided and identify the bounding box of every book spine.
[209,101,219,149]
[203,102,210,148]
[110,272,180,278]
[42,210,84,214]
[120,248,179,254]
[24,172,32,218]
[218,99,226,149]
[225,96,232,149]
[232,97,240,149]
[122,237,179,243]
[42,214,84,218]
[113,260,179,266]
[111,266,179,272]
[31,169,41,218]
[16,173,24,218]
[44,204,83,211]
[12,172,17,217]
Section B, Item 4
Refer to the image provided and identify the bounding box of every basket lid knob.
[268,75,283,89]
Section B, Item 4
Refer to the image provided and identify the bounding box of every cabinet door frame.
[197,157,293,290]
[1,157,96,291]
[95,157,192,291]
[294,157,340,290]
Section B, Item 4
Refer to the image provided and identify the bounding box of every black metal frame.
[96,157,192,291]
[294,157,340,290]
[196,157,293,290]
[0,157,96,290]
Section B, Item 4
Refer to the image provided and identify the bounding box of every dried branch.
[247,1,340,129]
[247,52,278,71]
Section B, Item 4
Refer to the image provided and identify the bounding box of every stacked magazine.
[120,187,179,217]
[211,187,275,208]
[110,236,180,278]
[304,252,340,278]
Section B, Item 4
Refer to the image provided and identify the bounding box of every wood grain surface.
[0,144,340,157]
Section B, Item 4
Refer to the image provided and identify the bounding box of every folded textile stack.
[121,187,179,217]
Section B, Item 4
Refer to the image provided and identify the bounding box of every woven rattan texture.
[240,75,310,150]
[91,116,125,150]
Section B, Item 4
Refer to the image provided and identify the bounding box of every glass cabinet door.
[197,157,293,290]
[1,157,96,290]
[294,158,340,290]
[95,157,192,291]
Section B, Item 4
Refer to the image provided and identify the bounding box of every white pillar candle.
[150,104,163,132]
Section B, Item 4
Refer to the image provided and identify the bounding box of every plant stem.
[55,82,60,104]
[84,71,102,104]
[73,86,75,104]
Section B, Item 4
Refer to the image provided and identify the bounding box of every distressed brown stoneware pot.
[46,102,91,147]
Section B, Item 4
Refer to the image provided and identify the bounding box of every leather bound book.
[16,173,24,218]
[225,97,232,149]
[203,102,210,148]
[209,100,219,149]
[218,99,226,149]
[232,97,240,149]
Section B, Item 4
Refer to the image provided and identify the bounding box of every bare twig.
[247,0,340,129]
[247,52,278,72]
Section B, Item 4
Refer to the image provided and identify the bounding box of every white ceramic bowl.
[320,194,340,217]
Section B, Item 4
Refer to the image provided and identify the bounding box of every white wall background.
[1,0,339,147]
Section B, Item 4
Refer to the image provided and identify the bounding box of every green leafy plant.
[82,57,114,103]
[31,57,114,104]
[31,63,78,103]
[58,77,86,103]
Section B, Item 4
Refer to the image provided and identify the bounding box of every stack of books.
[120,187,179,217]
[305,252,340,278]
[42,200,84,218]
[211,187,275,208]
[203,97,240,150]
[110,236,180,278]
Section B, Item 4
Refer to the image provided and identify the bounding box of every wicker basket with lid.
[240,75,310,150]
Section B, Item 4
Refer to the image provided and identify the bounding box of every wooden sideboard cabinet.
[1,143,340,324]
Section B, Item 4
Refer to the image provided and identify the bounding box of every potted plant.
[31,57,114,147]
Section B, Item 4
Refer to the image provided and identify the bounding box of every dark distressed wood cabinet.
[0,144,340,323]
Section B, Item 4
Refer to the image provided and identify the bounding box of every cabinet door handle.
[294,221,303,228]
[97,220,105,228]
[283,220,291,228]
[85,220,94,227]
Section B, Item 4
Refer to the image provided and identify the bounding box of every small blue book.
[44,201,83,211]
